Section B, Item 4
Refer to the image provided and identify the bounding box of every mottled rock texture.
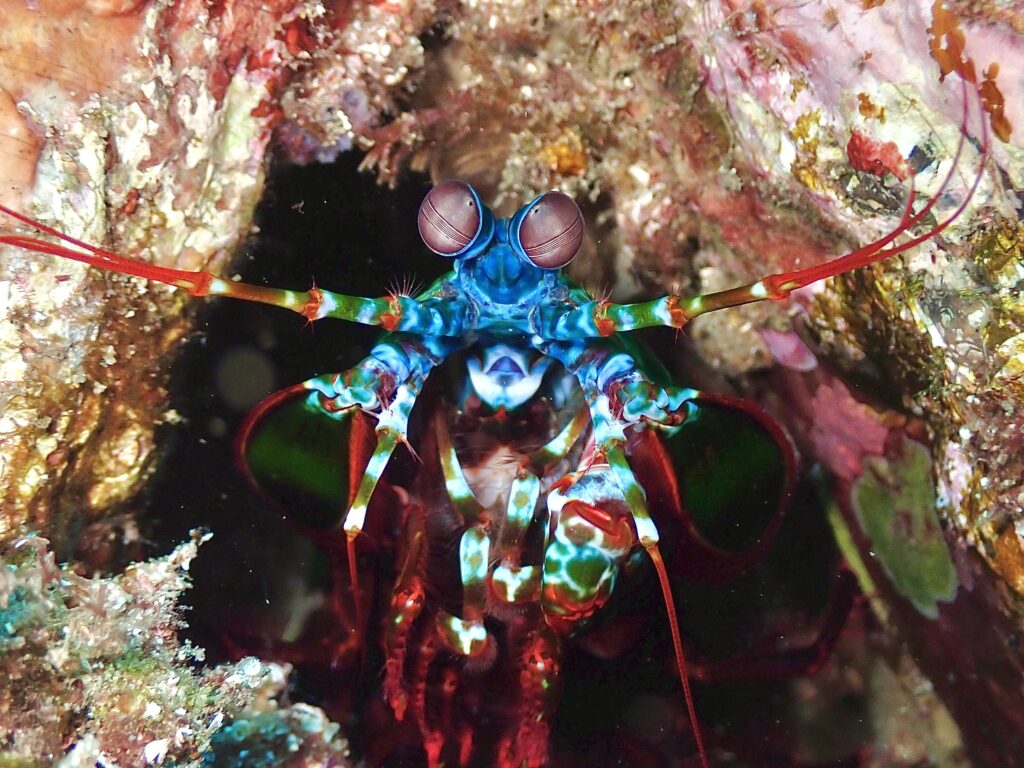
[0,0,307,548]
[0,532,291,766]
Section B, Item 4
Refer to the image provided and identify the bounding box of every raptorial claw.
[541,467,637,634]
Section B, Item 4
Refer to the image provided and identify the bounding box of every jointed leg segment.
[293,334,463,629]
[537,338,710,767]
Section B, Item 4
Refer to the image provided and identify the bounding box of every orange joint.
[181,271,213,296]
[302,285,324,321]
[550,475,575,494]
[322,397,347,414]
[381,296,403,331]
[665,294,688,328]
[762,275,792,301]
[593,302,615,337]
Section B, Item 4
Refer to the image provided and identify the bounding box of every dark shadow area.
[146,153,442,659]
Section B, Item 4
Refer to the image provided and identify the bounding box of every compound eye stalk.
[418,180,485,257]
[515,191,584,270]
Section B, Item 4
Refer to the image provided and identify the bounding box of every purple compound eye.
[418,180,483,257]
[515,191,583,269]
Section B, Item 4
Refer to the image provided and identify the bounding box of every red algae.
[928,0,1013,141]
[980,63,1012,143]
[808,378,891,482]
[846,130,910,180]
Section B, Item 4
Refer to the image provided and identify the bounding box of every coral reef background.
[1,0,1022,765]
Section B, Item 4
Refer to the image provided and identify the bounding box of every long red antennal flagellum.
[0,203,121,257]
[705,76,987,312]
[540,73,990,341]
[647,542,709,768]
[0,216,215,294]
[0,203,425,331]
[762,77,988,300]
[2,232,214,292]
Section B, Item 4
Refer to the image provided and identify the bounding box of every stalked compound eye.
[418,180,492,258]
[512,191,584,269]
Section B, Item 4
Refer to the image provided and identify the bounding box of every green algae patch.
[851,440,958,619]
